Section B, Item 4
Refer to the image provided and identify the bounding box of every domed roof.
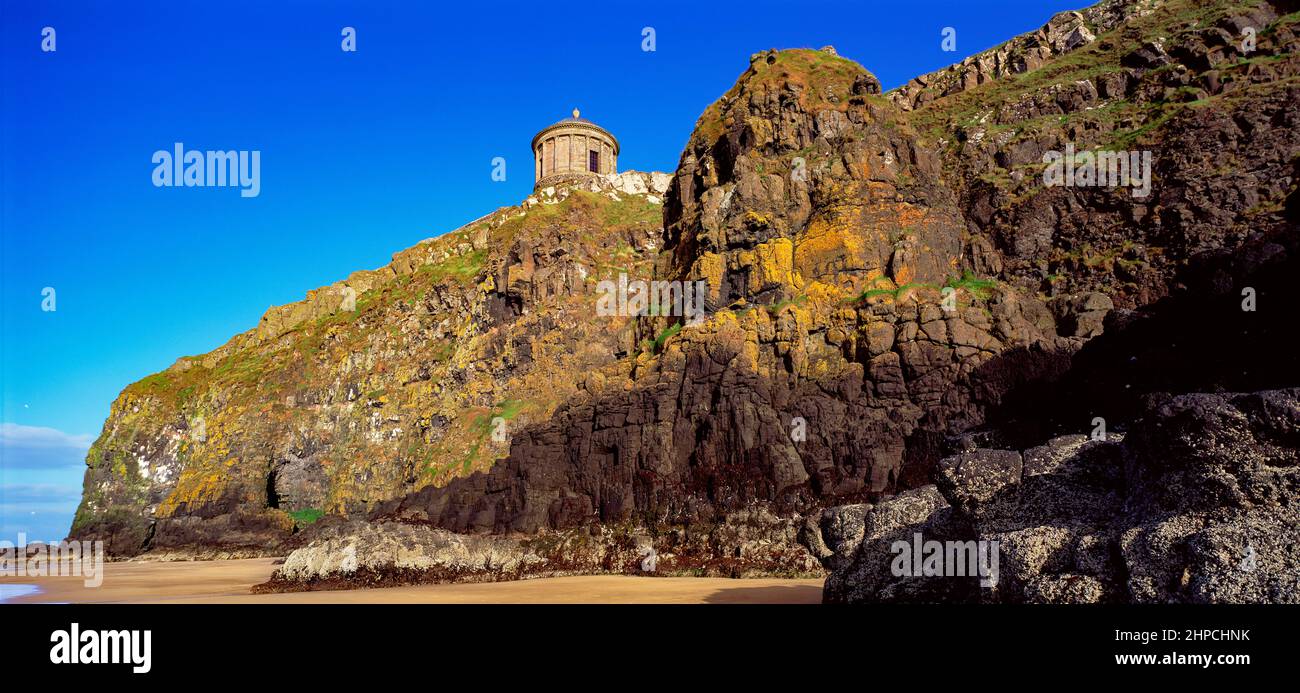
[532,109,619,154]
[556,108,595,124]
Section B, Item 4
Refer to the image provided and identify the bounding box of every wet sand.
[0,558,824,604]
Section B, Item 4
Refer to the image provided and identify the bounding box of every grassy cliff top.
[694,48,877,143]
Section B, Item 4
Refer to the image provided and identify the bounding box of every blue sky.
[0,0,1084,540]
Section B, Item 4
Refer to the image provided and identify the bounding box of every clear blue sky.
[0,0,1084,540]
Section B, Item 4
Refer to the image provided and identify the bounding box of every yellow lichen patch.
[743,210,774,228]
[752,238,800,291]
[708,307,742,331]
[691,252,726,297]
[802,278,852,307]
[156,468,229,518]
[891,203,933,229]
[794,210,868,281]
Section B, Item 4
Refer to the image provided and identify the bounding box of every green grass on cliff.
[908,0,1285,149]
[945,271,998,299]
[599,194,662,229]
[421,398,530,481]
[642,322,682,354]
[849,279,937,304]
[848,272,998,306]
[123,349,271,411]
[287,507,323,526]
[417,249,486,286]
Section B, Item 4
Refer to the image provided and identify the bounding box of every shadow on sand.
[702,581,824,604]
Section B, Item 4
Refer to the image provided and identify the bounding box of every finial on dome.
[572,108,580,119]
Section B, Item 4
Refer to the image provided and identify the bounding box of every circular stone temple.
[532,108,619,189]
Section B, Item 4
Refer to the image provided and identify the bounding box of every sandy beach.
[0,558,824,604]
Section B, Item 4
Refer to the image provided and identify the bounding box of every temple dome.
[532,109,619,189]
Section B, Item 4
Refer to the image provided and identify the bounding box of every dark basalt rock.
[823,388,1300,603]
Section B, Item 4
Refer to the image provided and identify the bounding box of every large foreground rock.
[822,389,1300,603]
[263,508,823,590]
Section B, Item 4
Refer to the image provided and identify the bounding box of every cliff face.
[73,0,1300,597]
[818,0,1300,603]
[372,48,1077,545]
[904,0,1297,307]
[896,0,1300,442]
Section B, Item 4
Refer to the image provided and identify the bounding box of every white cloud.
[0,483,82,504]
[0,423,93,449]
[0,424,93,469]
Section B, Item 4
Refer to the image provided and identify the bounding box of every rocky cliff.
[71,172,672,556]
[909,0,1297,311]
[72,0,1300,602]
